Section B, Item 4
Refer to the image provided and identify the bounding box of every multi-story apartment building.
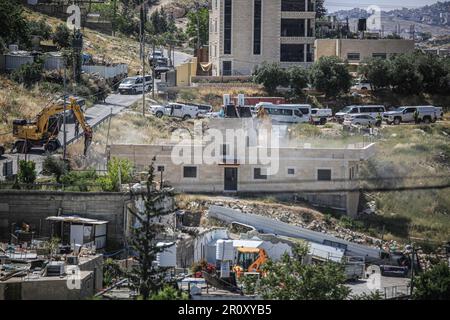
[209,0,316,76]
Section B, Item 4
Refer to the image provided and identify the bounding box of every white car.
[343,114,379,126]
[311,108,333,125]
[150,103,199,120]
[383,106,438,125]
[118,76,152,95]
[351,79,373,91]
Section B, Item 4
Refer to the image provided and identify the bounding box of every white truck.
[383,105,437,125]
[149,102,200,120]
[311,108,333,125]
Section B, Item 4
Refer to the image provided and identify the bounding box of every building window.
[287,168,295,175]
[215,19,217,33]
[157,165,165,172]
[253,168,267,180]
[347,53,360,61]
[306,44,313,62]
[317,169,331,181]
[224,0,232,54]
[222,61,232,75]
[281,19,305,37]
[183,166,197,178]
[281,0,306,12]
[372,53,387,59]
[253,0,262,55]
[280,44,305,62]
[307,0,314,11]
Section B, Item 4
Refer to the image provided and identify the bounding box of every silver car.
[343,114,379,126]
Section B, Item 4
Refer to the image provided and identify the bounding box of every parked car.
[335,105,385,123]
[149,102,199,120]
[118,76,152,94]
[255,103,311,124]
[383,106,437,125]
[311,108,332,125]
[343,114,379,126]
[351,79,373,91]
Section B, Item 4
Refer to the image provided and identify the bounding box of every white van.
[255,103,311,123]
[311,108,333,125]
[335,105,385,123]
[118,75,152,95]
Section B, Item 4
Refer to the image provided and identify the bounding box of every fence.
[82,64,128,79]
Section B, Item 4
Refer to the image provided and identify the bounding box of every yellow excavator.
[12,97,93,154]
[233,247,268,278]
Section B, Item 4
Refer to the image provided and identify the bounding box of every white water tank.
[156,242,177,267]
[216,240,234,261]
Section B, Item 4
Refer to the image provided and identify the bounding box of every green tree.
[0,0,29,47]
[246,243,351,300]
[186,7,209,49]
[315,0,327,19]
[309,56,352,97]
[42,156,69,183]
[253,62,289,95]
[415,53,450,94]
[103,258,123,287]
[128,163,175,300]
[28,19,52,40]
[358,58,392,90]
[18,160,37,185]
[413,262,450,300]
[52,24,71,49]
[150,285,189,300]
[289,66,310,96]
[390,54,423,94]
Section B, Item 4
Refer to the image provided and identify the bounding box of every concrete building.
[209,0,316,76]
[108,126,375,216]
[314,38,415,71]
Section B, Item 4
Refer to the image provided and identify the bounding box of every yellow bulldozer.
[12,97,92,154]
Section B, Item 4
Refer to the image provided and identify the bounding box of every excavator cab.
[233,247,268,278]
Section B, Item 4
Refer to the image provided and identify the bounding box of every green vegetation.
[244,243,351,300]
[11,59,44,87]
[288,66,309,97]
[186,7,209,48]
[52,24,71,49]
[127,163,175,300]
[0,0,30,48]
[42,156,70,183]
[413,262,450,300]
[359,52,450,94]
[253,62,289,95]
[150,285,189,300]
[310,56,352,97]
[18,160,37,185]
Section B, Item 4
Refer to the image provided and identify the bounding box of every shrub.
[358,58,392,90]
[288,66,309,96]
[18,160,36,185]
[42,155,69,183]
[60,169,98,191]
[106,158,133,191]
[28,19,52,40]
[11,60,44,87]
[52,23,71,49]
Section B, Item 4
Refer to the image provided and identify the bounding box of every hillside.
[334,1,450,37]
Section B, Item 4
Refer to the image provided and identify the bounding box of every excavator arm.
[247,249,268,273]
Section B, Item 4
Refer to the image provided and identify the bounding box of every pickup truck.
[383,106,437,125]
[149,102,199,120]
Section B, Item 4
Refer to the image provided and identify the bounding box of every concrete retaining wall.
[0,191,129,248]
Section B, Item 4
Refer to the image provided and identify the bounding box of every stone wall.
[0,191,129,248]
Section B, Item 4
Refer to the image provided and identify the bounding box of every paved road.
[57,93,141,146]
[163,49,192,67]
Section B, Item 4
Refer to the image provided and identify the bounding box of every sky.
[326,0,441,13]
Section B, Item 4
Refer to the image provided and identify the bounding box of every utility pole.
[112,0,117,37]
[410,243,415,296]
[140,1,146,116]
[63,63,67,160]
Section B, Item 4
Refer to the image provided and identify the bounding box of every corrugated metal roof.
[46,216,108,225]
